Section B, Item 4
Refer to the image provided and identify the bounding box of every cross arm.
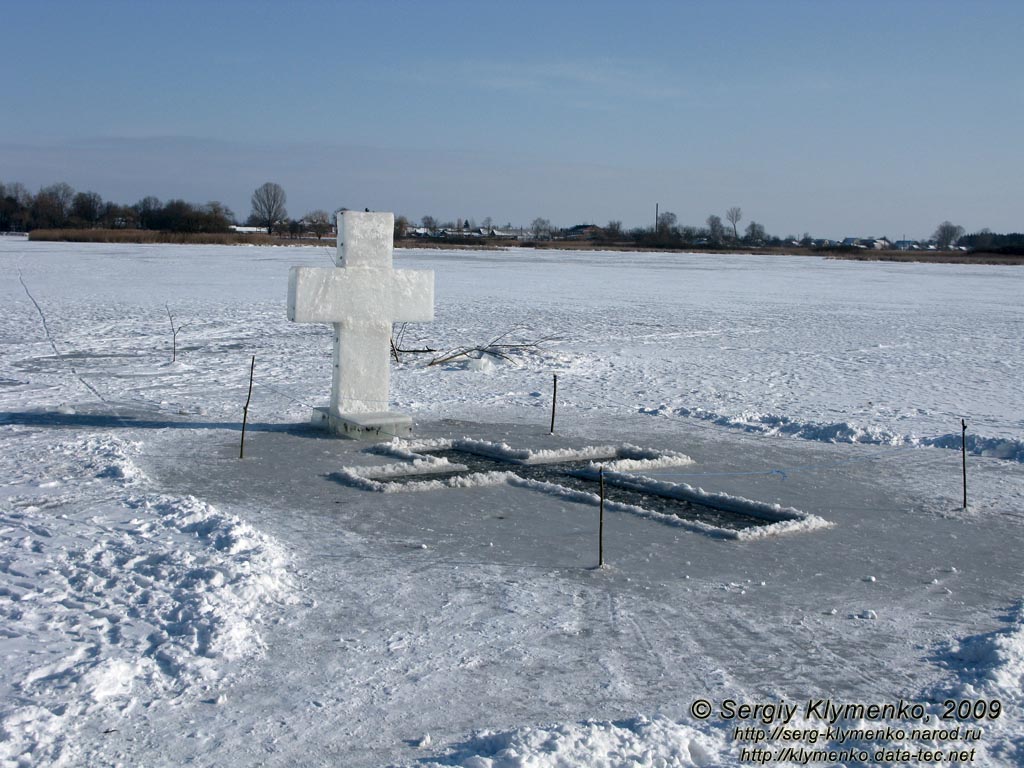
[288,266,434,325]
[391,269,434,322]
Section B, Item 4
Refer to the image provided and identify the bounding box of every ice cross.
[287,211,434,439]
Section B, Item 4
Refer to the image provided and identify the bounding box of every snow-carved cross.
[287,211,434,438]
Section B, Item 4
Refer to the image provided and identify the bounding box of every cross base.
[310,407,414,441]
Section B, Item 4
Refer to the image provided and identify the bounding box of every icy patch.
[417,716,730,767]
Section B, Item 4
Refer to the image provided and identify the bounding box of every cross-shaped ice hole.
[401,449,776,532]
[330,437,828,536]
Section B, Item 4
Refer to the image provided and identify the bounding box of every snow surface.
[1,239,1023,766]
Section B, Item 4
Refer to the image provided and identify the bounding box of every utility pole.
[655,203,659,233]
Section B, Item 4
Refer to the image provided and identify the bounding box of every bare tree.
[250,182,287,234]
[204,200,235,227]
[0,181,31,231]
[135,196,162,229]
[531,217,552,239]
[933,220,965,249]
[70,191,103,228]
[744,220,766,244]
[706,214,725,244]
[420,215,437,232]
[304,210,331,240]
[726,207,742,239]
[394,215,410,239]
[656,210,677,234]
[165,304,190,362]
[32,183,76,228]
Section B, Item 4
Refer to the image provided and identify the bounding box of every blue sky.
[2,0,1021,238]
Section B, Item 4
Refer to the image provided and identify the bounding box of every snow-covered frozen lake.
[1,239,1022,766]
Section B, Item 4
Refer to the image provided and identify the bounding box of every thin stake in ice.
[287,211,434,438]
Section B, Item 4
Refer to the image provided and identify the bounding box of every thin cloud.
[397,59,685,103]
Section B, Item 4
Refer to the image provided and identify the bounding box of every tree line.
[0,180,240,234]
[0,179,332,239]
[408,210,1021,253]
[3,178,1019,252]
[398,209,773,246]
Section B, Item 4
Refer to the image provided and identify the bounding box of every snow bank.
[76,434,148,484]
[927,602,1024,764]
[416,716,729,768]
[941,602,1024,700]
[642,405,1024,463]
[421,622,1024,768]
[132,493,297,661]
[924,433,1024,463]
[0,435,296,767]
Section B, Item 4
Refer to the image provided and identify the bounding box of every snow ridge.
[943,603,1024,697]
[641,405,1024,463]
[931,601,1024,764]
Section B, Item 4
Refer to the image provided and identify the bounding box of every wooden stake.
[549,374,558,434]
[961,418,968,510]
[599,465,605,567]
[240,356,255,459]
[166,304,177,362]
